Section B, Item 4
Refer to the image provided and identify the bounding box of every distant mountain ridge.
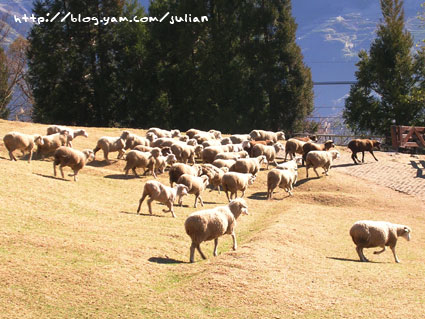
[0,0,33,44]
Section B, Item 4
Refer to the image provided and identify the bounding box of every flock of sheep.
[2,125,411,263]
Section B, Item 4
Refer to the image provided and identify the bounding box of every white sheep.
[155,153,177,174]
[124,149,157,177]
[305,149,340,178]
[170,142,197,164]
[266,167,298,199]
[3,132,44,163]
[214,151,248,161]
[249,130,285,142]
[125,133,150,150]
[229,134,251,144]
[46,125,88,147]
[184,198,248,262]
[201,145,230,164]
[200,164,228,194]
[147,127,181,138]
[146,132,157,143]
[177,174,210,208]
[93,130,130,162]
[350,220,411,263]
[137,180,189,218]
[53,146,94,181]
[212,159,236,170]
[230,155,266,176]
[276,157,302,171]
[37,131,69,158]
[251,142,285,169]
[187,138,198,146]
[221,172,256,201]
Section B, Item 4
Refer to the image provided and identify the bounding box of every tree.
[343,0,425,136]
[0,47,11,118]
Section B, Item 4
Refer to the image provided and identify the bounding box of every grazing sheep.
[46,125,88,147]
[302,140,335,165]
[348,139,381,164]
[53,146,94,181]
[208,129,222,139]
[147,127,180,138]
[186,129,201,139]
[220,137,232,145]
[305,150,340,178]
[267,168,298,199]
[284,138,308,161]
[251,143,285,169]
[155,154,177,174]
[221,172,256,201]
[184,198,248,262]
[151,137,177,148]
[230,155,266,176]
[137,180,189,218]
[3,132,44,163]
[212,159,237,170]
[93,131,130,162]
[169,163,203,187]
[350,220,411,263]
[214,151,248,161]
[123,150,157,177]
[125,133,150,150]
[249,130,285,142]
[37,131,69,158]
[177,174,210,208]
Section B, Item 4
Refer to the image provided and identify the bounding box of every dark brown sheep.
[347,139,381,164]
[302,140,335,165]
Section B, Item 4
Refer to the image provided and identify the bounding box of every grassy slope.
[0,119,424,319]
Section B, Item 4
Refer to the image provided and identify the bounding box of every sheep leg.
[59,165,65,179]
[356,247,369,262]
[147,198,155,215]
[213,238,219,256]
[117,149,124,159]
[225,190,231,202]
[132,168,139,177]
[196,244,206,260]
[103,150,110,162]
[190,243,196,263]
[73,170,78,182]
[240,190,245,198]
[313,168,320,178]
[306,166,309,178]
[361,151,365,163]
[231,231,237,250]
[53,162,57,177]
[351,152,359,164]
[370,151,378,161]
[9,151,17,161]
[28,150,34,163]
[390,246,400,263]
[137,194,148,214]
[373,246,386,255]
[164,203,176,218]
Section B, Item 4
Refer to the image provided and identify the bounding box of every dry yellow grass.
[0,119,424,319]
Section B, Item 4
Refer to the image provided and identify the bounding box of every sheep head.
[373,140,381,150]
[273,143,285,152]
[277,131,286,140]
[248,174,256,185]
[398,226,411,241]
[228,198,249,218]
[175,184,189,204]
[166,154,177,165]
[171,129,181,138]
[83,149,95,162]
[34,135,44,146]
[324,140,335,150]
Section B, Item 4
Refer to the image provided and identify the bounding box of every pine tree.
[343,0,425,135]
[0,47,11,119]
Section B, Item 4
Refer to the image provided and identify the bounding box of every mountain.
[0,0,32,45]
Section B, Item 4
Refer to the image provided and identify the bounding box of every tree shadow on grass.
[148,256,185,264]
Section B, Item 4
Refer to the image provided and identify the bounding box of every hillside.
[0,119,424,319]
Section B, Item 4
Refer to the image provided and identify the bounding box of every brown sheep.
[169,163,203,187]
[53,146,94,181]
[347,139,381,164]
[302,140,335,165]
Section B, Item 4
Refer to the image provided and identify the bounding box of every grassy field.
[0,119,424,319]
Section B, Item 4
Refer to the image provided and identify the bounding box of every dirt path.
[332,149,425,201]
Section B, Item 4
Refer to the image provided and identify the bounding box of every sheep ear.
[404,227,410,233]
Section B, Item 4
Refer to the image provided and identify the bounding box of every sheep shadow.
[87,160,118,167]
[410,160,425,179]
[332,162,357,168]
[248,191,268,200]
[104,174,138,180]
[148,257,185,264]
[34,173,70,181]
[327,257,385,264]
